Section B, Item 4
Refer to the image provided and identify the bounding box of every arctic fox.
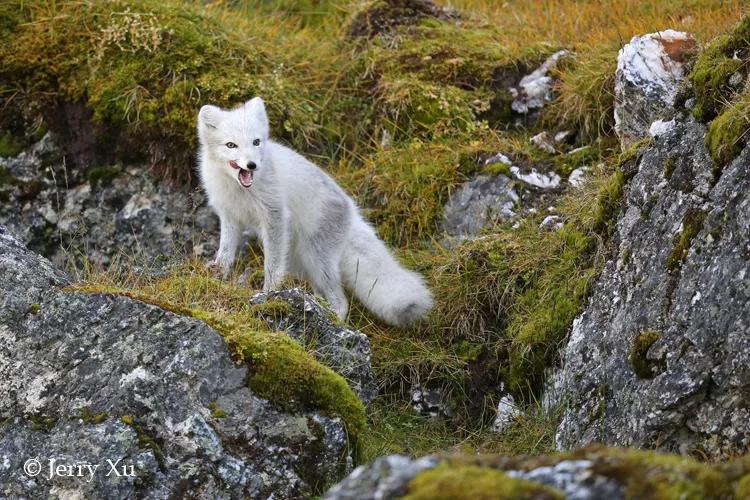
[197,97,434,327]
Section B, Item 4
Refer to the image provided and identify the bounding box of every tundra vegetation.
[0,0,747,467]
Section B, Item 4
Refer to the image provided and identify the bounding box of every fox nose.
[246,161,257,170]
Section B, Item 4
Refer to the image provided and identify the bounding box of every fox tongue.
[238,169,253,188]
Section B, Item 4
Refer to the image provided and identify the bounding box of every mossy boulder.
[0,226,362,497]
[326,445,750,499]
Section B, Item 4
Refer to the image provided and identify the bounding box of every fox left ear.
[198,104,221,129]
[245,97,269,128]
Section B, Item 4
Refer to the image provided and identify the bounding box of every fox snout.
[229,160,257,170]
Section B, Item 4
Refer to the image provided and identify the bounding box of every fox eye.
[225,142,238,149]
[253,138,261,147]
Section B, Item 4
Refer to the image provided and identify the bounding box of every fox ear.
[245,97,269,128]
[198,104,221,129]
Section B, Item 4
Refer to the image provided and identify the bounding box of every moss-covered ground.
[3,0,748,468]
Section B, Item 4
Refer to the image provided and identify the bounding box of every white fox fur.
[196,97,433,327]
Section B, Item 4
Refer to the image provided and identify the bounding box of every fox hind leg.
[309,263,349,321]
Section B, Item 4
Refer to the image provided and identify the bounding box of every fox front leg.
[214,215,242,277]
[261,207,289,292]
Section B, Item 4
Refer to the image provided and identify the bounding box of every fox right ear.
[198,105,221,129]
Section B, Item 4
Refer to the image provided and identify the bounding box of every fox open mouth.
[229,160,254,188]
[238,168,253,188]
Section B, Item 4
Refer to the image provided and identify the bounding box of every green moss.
[0,166,16,187]
[27,413,56,431]
[27,303,41,315]
[222,319,366,440]
[592,168,625,236]
[207,401,227,419]
[405,464,564,500]
[73,284,366,441]
[630,330,663,379]
[483,160,511,177]
[706,97,750,170]
[737,475,750,498]
[80,407,109,424]
[664,156,677,179]
[690,16,750,173]
[437,446,744,500]
[121,415,164,464]
[690,16,750,123]
[88,165,122,188]
[585,447,732,500]
[666,209,706,272]
[0,132,24,157]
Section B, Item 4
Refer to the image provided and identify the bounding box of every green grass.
[359,395,559,463]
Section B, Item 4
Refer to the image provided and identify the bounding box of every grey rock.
[252,288,378,404]
[614,30,696,147]
[507,460,624,500]
[0,227,354,498]
[323,455,439,500]
[530,131,556,154]
[441,152,568,241]
[492,395,521,433]
[729,71,744,87]
[511,50,569,115]
[0,134,218,270]
[568,167,589,187]
[540,215,564,231]
[441,173,518,240]
[510,166,561,190]
[410,384,452,419]
[554,119,750,459]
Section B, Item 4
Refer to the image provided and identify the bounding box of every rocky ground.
[1,0,749,498]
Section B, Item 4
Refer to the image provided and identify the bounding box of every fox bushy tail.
[341,222,433,327]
